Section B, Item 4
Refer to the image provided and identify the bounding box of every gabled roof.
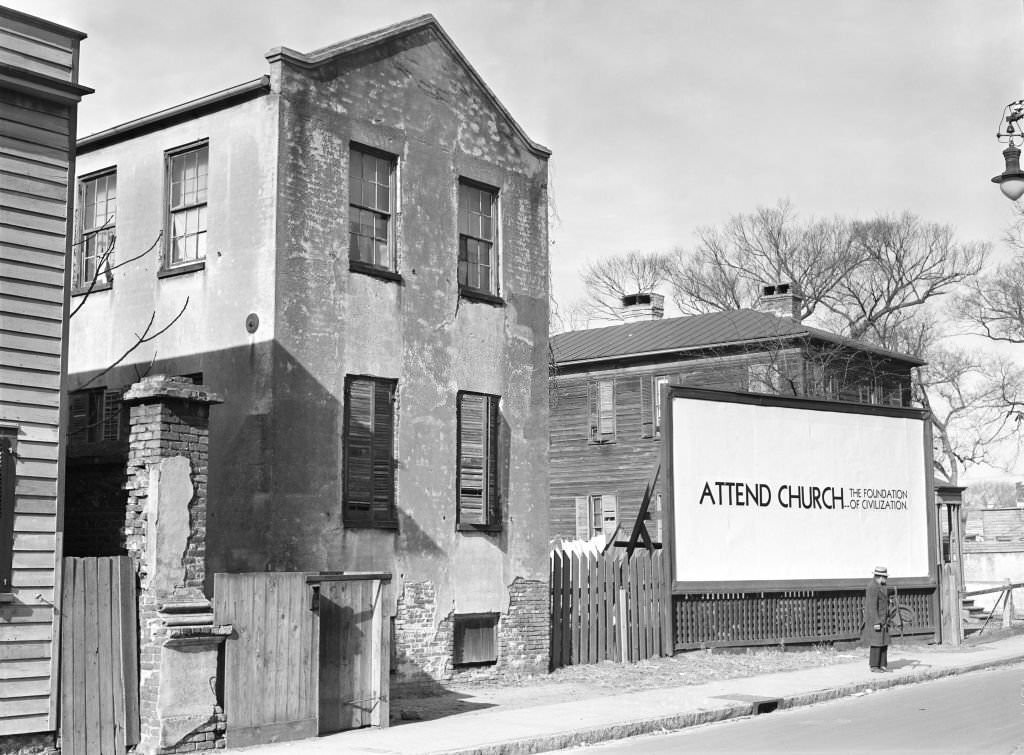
[266,14,551,158]
[550,309,926,367]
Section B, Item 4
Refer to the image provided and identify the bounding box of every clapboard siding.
[1,243,67,271]
[0,28,73,82]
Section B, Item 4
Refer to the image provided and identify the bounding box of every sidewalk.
[224,633,1024,755]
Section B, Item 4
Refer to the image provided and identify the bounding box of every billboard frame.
[662,386,937,594]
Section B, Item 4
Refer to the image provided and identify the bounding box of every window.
[69,388,123,444]
[653,376,669,435]
[349,146,397,272]
[457,392,500,530]
[344,376,397,528]
[458,181,498,296]
[453,613,499,666]
[588,380,615,442]
[748,363,778,394]
[574,493,618,541]
[166,143,208,268]
[74,171,116,290]
[0,430,16,594]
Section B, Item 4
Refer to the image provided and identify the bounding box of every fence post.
[618,587,628,663]
[945,564,962,647]
[1003,578,1014,629]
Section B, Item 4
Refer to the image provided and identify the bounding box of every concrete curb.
[429,653,1024,755]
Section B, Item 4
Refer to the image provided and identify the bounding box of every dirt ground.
[390,626,1024,723]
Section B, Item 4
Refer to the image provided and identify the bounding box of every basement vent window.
[453,612,499,666]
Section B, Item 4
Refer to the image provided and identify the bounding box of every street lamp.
[993,100,1024,201]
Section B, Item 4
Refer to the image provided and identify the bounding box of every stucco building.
[549,288,924,544]
[68,15,551,684]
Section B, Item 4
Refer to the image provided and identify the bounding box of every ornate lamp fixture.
[993,100,1024,201]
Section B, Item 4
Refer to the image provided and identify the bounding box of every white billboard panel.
[670,394,930,584]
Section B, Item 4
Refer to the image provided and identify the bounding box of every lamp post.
[993,100,1024,201]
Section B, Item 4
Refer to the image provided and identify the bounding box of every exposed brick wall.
[392,578,550,690]
[0,733,56,755]
[151,709,226,754]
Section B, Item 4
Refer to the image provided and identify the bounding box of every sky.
[12,0,1024,313]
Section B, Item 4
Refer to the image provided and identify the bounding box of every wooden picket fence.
[550,548,672,669]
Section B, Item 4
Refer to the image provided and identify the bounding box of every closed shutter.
[640,376,653,439]
[371,380,395,522]
[587,382,598,441]
[0,440,15,592]
[346,377,396,527]
[458,393,498,527]
[69,390,89,442]
[598,381,614,437]
[574,496,590,540]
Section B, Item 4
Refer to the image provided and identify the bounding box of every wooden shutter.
[344,378,374,522]
[574,496,590,541]
[601,494,618,536]
[0,440,15,592]
[640,376,653,439]
[371,380,395,523]
[69,390,89,442]
[587,382,598,441]
[458,393,497,527]
[598,380,615,438]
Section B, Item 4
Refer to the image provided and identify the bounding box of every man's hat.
[874,566,888,577]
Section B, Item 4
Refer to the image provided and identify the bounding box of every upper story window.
[166,142,208,269]
[343,375,397,528]
[457,392,501,531]
[588,379,615,443]
[653,375,669,435]
[349,146,397,275]
[69,388,124,444]
[458,180,498,297]
[74,170,116,290]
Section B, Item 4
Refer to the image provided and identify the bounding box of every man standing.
[864,566,890,672]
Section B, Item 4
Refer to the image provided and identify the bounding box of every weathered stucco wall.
[259,27,550,673]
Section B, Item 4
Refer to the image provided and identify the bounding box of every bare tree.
[957,251,1024,343]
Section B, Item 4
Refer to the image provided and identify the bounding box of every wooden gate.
[213,571,390,749]
[550,549,672,669]
[59,556,139,755]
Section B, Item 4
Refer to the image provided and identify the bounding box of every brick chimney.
[620,292,665,322]
[758,283,803,321]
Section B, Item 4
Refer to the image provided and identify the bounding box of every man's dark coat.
[863,578,890,646]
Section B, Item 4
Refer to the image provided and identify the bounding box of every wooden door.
[317,577,388,733]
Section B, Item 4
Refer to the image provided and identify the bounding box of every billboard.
[667,389,932,589]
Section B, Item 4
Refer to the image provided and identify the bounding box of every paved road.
[574,664,1024,754]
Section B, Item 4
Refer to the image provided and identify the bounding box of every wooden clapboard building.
[549,289,924,544]
[0,5,90,743]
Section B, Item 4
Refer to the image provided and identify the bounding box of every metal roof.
[550,309,926,367]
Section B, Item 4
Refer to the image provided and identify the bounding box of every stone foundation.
[392,577,549,689]
[0,733,56,755]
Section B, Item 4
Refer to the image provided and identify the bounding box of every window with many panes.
[349,146,396,272]
[457,392,501,530]
[166,143,208,268]
[344,376,397,528]
[574,493,618,541]
[68,388,124,445]
[458,180,498,296]
[74,170,116,290]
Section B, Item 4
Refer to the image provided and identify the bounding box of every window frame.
[453,612,499,666]
[162,140,209,274]
[73,168,117,293]
[456,391,501,532]
[343,375,399,529]
[574,492,618,541]
[588,379,616,443]
[68,387,124,445]
[349,144,400,280]
[653,375,669,437]
[457,178,501,303]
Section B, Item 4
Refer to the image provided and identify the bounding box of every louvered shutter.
[598,381,615,438]
[345,378,374,522]
[371,380,395,523]
[0,441,15,592]
[69,390,89,443]
[640,376,653,438]
[459,394,486,525]
[587,383,598,441]
[574,496,590,541]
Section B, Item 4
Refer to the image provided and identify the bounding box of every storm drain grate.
[711,693,780,715]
